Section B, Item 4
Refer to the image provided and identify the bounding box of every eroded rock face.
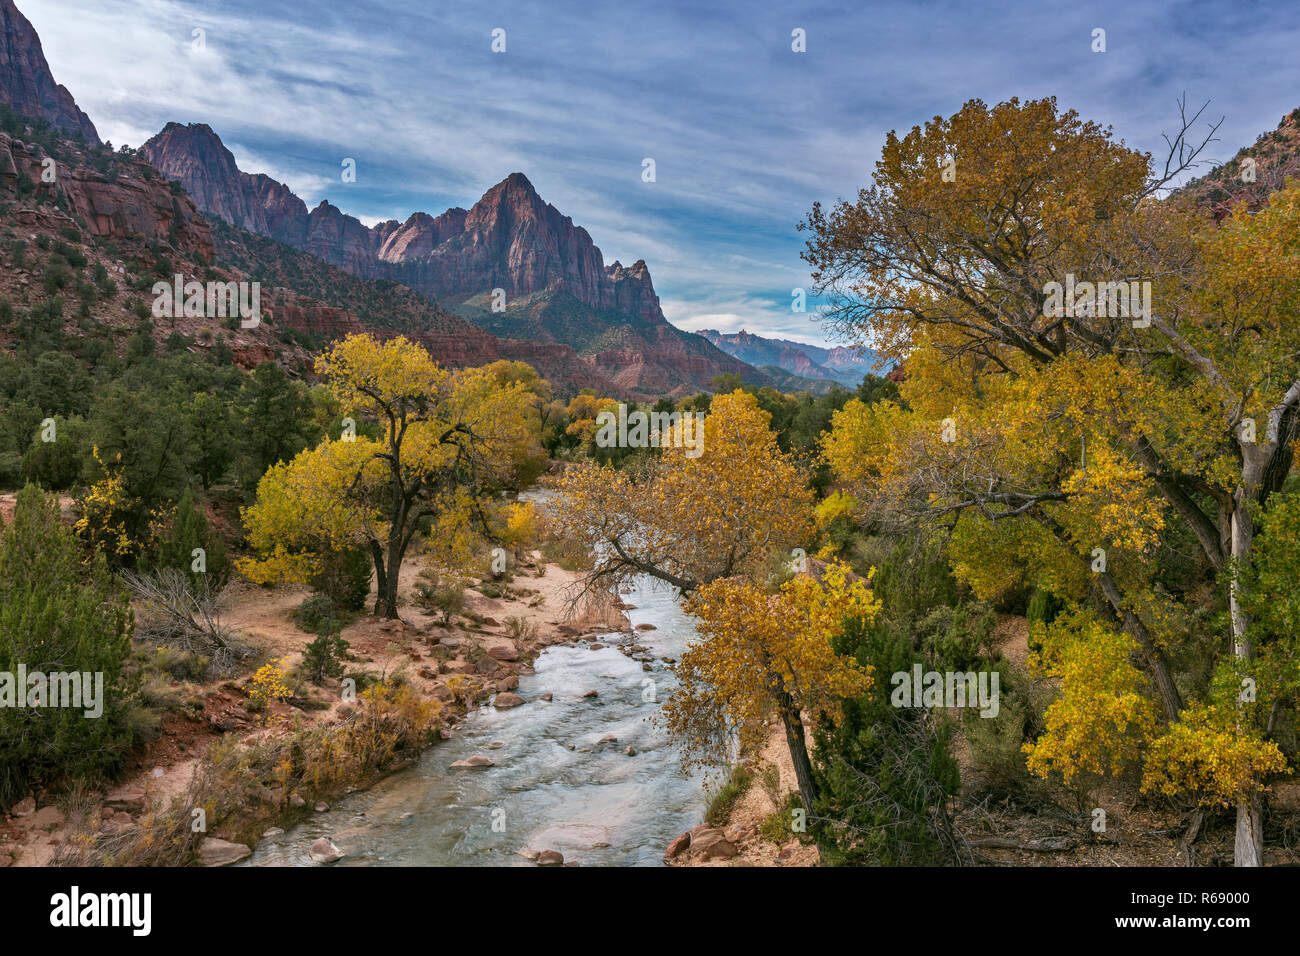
[0,131,213,257]
[0,0,99,142]
[142,123,306,239]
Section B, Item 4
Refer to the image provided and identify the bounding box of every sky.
[22,0,1300,349]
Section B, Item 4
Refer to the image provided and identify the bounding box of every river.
[244,568,708,866]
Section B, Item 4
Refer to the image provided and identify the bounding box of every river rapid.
[245,567,708,866]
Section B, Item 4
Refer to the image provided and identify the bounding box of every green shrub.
[963,685,1035,799]
[1027,588,1064,631]
[415,571,466,625]
[292,593,337,635]
[153,486,229,592]
[915,601,998,672]
[301,632,349,685]
[310,547,371,612]
[813,616,964,866]
[758,811,789,844]
[0,485,135,810]
[504,615,537,643]
[18,415,89,490]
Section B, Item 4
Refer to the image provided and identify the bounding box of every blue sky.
[23,0,1300,348]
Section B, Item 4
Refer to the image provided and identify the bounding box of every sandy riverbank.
[0,550,629,866]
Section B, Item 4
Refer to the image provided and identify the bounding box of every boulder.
[199,838,252,867]
[664,831,691,860]
[540,692,553,702]
[536,849,564,866]
[309,838,343,864]
[493,692,525,709]
[690,829,738,860]
[487,643,519,661]
[450,755,495,769]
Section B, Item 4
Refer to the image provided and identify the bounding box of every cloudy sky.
[22,0,1300,348]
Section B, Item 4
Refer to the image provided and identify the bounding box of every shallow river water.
[245,572,708,866]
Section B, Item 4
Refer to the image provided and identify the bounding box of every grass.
[705,763,755,828]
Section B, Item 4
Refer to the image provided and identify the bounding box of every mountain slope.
[0,0,98,142]
[1174,107,1300,219]
[141,122,759,396]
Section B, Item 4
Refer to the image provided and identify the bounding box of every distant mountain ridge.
[141,122,757,396]
[696,328,879,387]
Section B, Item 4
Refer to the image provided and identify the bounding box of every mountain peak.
[500,171,535,191]
[0,0,99,142]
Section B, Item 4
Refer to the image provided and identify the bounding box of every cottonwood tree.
[240,334,536,618]
[664,560,878,813]
[805,96,1299,865]
[549,389,814,597]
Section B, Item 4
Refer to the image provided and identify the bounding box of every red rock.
[0,0,99,141]
[664,831,691,860]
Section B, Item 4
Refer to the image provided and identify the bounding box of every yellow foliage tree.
[807,96,1300,864]
[550,390,814,595]
[666,559,879,810]
[1022,613,1159,788]
[239,334,535,617]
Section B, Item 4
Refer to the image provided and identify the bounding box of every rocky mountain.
[0,0,98,143]
[1175,107,1300,220]
[141,123,757,396]
[696,329,879,388]
[0,114,624,394]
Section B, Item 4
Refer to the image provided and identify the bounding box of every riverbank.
[0,550,628,866]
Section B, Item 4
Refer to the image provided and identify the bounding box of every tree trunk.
[1235,791,1264,867]
[370,540,388,617]
[1095,569,1183,721]
[1228,484,1263,866]
[776,691,819,812]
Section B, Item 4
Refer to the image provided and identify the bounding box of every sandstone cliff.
[0,0,98,142]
